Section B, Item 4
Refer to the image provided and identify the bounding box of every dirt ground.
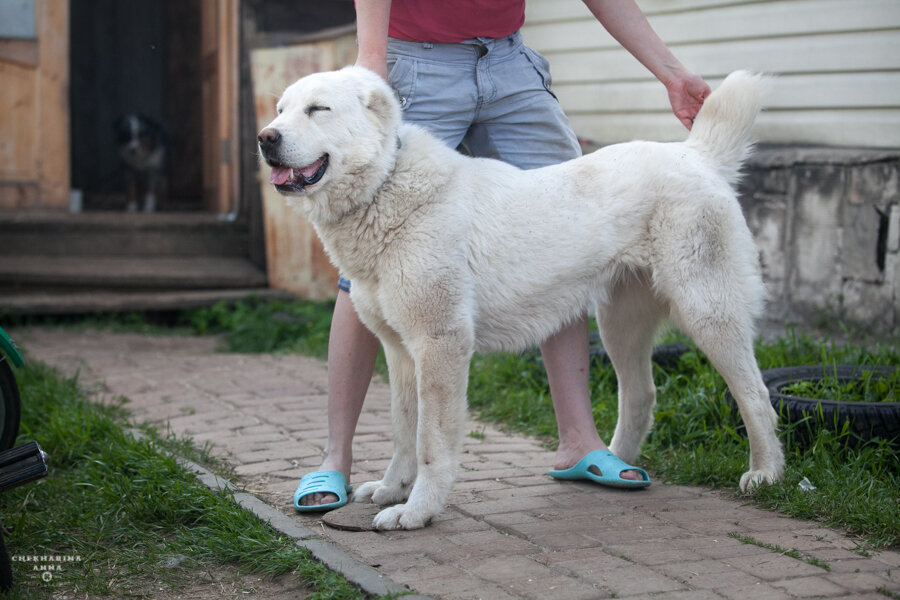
[135,571,312,600]
[37,566,312,600]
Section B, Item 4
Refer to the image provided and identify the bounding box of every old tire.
[589,342,690,370]
[0,360,21,452]
[759,365,899,445]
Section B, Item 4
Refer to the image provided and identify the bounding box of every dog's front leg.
[373,330,472,530]
[354,341,418,505]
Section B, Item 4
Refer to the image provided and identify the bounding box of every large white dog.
[258,67,784,530]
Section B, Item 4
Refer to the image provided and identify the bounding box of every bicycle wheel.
[0,360,21,452]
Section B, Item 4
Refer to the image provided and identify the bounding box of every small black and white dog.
[114,113,168,212]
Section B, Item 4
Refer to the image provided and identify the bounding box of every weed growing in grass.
[1,361,370,599]
[728,532,831,570]
[879,586,900,600]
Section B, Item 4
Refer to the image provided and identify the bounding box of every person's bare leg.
[543,314,641,480]
[299,289,380,506]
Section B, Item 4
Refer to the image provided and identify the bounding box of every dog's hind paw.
[739,469,780,492]
[373,504,431,530]
[353,480,411,506]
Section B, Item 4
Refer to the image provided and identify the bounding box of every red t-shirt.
[388,0,525,43]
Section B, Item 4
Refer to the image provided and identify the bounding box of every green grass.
[183,296,336,358]
[779,366,898,403]
[467,330,900,548]
[0,360,372,599]
[11,300,900,549]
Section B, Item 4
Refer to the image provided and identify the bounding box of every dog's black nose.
[258,127,282,150]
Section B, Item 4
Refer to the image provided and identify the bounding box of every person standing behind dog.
[293,0,711,510]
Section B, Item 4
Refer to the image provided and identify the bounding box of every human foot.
[295,455,351,509]
[553,445,648,484]
[293,470,352,512]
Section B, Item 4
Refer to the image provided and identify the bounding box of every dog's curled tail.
[686,70,769,186]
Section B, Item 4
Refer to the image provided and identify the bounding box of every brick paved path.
[15,328,900,599]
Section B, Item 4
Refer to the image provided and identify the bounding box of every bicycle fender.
[0,328,24,368]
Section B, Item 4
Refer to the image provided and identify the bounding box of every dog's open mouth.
[268,154,329,191]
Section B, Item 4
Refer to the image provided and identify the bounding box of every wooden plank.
[0,39,38,67]
[219,0,239,216]
[555,72,900,114]
[545,31,900,82]
[0,182,38,210]
[525,0,760,23]
[0,288,293,316]
[200,0,240,215]
[523,0,900,53]
[0,0,70,209]
[201,0,220,213]
[0,62,37,181]
[757,109,900,148]
[568,108,900,148]
[250,37,356,300]
[36,0,69,209]
[523,0,900,150]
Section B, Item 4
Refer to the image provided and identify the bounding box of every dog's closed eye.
[305,105,331,116]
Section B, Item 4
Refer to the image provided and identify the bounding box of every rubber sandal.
[548,449,651,489]
[293,471,352,512]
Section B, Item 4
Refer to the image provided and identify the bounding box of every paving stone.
[502,575,609,600]
[527,532,601,552]
[17,327,900,600]
[604,541,706,566]
[771,575,848,597]
[234,459,293,475]
[715,582,793,600]
[656,559,761,590]
[461,555,557,584]
[726,552,827,580]
[826,571,898,594]
[569,561,688,595]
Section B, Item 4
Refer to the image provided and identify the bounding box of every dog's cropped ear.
[363,83,400,133]
[365,86,392,118]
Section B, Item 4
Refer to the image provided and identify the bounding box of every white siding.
[521,0,900,147]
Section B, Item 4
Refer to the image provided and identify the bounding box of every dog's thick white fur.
[259,66,784,530]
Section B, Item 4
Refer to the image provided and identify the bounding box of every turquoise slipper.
[293,471,352,512]
[548,449,651,489]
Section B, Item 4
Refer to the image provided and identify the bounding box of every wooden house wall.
[521,0,900,148]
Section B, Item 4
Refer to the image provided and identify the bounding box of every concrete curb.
[129,430,424,599]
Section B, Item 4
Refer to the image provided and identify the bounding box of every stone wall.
[738,147,900,336]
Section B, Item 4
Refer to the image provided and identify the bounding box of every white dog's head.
[258,66,402,222]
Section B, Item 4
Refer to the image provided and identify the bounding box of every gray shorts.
[387,31,581,169]
[338,31,580,293]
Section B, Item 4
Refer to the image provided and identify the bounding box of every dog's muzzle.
[258,127,329,191]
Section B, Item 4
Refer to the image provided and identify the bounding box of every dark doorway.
[69,0,203,211]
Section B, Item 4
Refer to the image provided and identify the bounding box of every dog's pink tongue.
[269,166,292,185]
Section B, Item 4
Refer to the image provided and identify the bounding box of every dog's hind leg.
[354,340,418,506]
[373,329,473,530]
[657,211,784,491]
[600,270,668,465]
[673,307,783,491]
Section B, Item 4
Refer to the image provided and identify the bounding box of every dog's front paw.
[739,468,780,492]
[372,503,431,530]
[352,480,411,506]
